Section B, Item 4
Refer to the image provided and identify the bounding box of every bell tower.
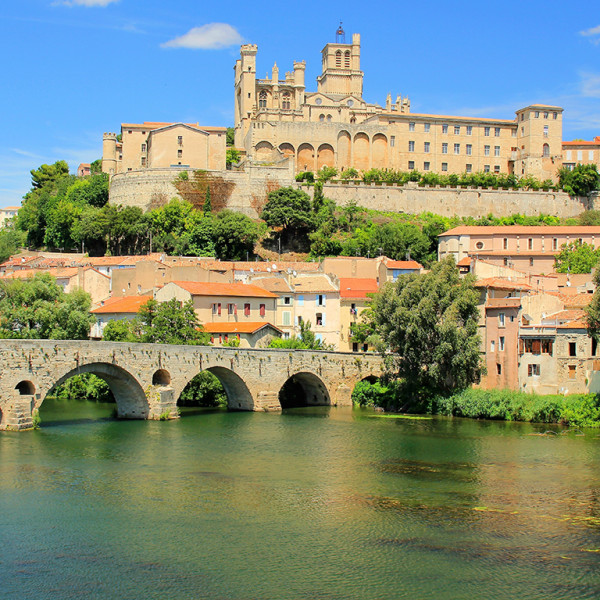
[317,25,364,98]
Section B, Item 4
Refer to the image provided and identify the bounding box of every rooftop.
[202,322,282,334]
[171,281,278,298]
[91,295,152,314]
[339,278,378,299]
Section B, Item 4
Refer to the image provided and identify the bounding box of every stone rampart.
[300,181,593,218]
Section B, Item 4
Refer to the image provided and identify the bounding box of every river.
[2,398,600,600]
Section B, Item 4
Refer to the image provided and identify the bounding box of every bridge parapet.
[0,340,384,430]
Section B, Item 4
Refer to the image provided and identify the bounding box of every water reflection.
[2,400,600,599]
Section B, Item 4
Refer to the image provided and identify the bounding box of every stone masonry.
[0,340,383,431]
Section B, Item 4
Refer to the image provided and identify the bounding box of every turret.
[234,43,258,147]
[102,132,117,176]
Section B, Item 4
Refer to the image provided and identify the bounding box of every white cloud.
[580,25,600,37]
[580,72,600,98]
[59,0,119,6]
[161,23,242,50]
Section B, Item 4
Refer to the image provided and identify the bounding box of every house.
[338,278,378,352]
[202,322,282,348]
[90,295,152,339]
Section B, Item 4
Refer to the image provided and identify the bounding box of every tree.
[261,187,315,232]
[0,273,93,340]
[559,164,600,197]
[555,240,600,274]
[369,257,483,409]
[138,298,210,345]
[269,320,332,350]
[203,187,212,214]
[226,148,240,168]
[90,159,102,174]
[587,269,600,341]
[0,229,25,263]
[30,160,69,190]
[226,127,235,147]
[212,210,259,260]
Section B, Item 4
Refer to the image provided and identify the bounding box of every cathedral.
[234,26,564,181]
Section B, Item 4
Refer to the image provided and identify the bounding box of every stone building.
[102,122,227,176]
[562,136,600,171]
[235,27,564,181]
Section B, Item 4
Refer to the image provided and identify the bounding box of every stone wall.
[109,164,596,219]
[301,181,594,219]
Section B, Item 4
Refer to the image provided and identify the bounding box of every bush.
[295,171,314,183]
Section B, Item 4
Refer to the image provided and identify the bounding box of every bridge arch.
[278,371,331,409]
[47,362,148,419]
[178,367,254,411]
[152,369,171,386]
[16,380,36,395]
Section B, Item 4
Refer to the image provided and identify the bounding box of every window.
[283,296,291,305]
[259,90,267,108]
[327,114,332,122]
[499,336,505,351]
[282,92,291,110]
[476,241,484,250]
[504,257,509,266]
[454,143,460,154]
[228,303,236,315]
[552,238,558,250]
[484,145,490,156]
[424,141,430,153]
[512,129,517,137]
[491,340,495,352]
[535,111,540,118]
[569,342,577,357]
[424,123,430,133]
[259,304,266,317]
[141,157,146,166]
[423,161,430,171]
[442,143,448,154]
[593,338,597,357]
[543,143,550,157]
[543,112,548,119]
[590,150,594,160]
[177,149,182,158]
[244,303,250,316]
[408,141,415,152]
[454,126,460,135]
[282,311,291,326]
[297,295,304,306]
[466,126,472,135]
[528,238,533,251]
[390,136,395,147]
[484,165,490,173]
[494,146,500,157]
[484,127,490,136]
[297,315,303,326]
[408,161,415,170]
[316,312,323,326]
[319,114,325,122]
[543,125,549,138]
[441,162,448,171]
[141,143,146,152]
[503,238,508,250]
[528,364,540,377]
[350,303,357,315]
[499,313,505,327]
[335,50,342,67]
[497,363,502,375]
[553,112,558,119]
[177,136,183,145]
[344,50,350,68]
[466,144,472,155]
[569,365,576,379]
[466,164,472,173]
[495,127,500,137]
[409,122,415,132]
[212,303,222,316]
[578,150,583,161]
[315,98,322,105]
[316,294,326,306]
[494,165,500,173]
[442,124,448,134]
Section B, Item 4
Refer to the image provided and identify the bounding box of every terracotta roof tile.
[202,322,282,334]
[384,260,423,270]
[475,278,532,290]
[339,278,378,298]
[291,275,338,293]
[91,295,152,314]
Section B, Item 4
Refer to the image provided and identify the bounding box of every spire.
[336,22,345,43]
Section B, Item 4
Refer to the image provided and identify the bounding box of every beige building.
[102,122,227,176]
[90,295,152,339]
[0,207,19,229]
[338,278,378,352]
[562,137,600,171]
[154,281,278,330]
[235,29,564,181]
[439,226,600,275]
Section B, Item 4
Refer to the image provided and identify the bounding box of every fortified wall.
[109,165,595,219]
[303,182,594,219]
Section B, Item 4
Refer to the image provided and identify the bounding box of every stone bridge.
[0,340,384,430]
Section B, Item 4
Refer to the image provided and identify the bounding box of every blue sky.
[1,0,599,208]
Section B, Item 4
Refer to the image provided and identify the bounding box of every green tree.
[226,148,240,168]
[226,127,235,147]
[203,187,212,214]
[261,187,315,232]
[102,318,140,342]
[90,159,102,174]
[138,298,210,345]
[0,229,25,263]
[555,240,600,273]
[0,273,93,339]
[559,164,600,197]
[30,160,69,190]
[212,210,259,260]
[369,257,483,409]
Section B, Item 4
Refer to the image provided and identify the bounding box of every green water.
[2,398,600,600]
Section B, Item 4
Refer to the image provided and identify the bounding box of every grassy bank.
[352,380,600,427]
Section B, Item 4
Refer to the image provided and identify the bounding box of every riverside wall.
[109,166,596,219]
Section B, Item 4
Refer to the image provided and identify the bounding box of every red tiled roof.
[339,278,378,299]
[457,257,472,267]
[202,322,281,334]
[557,319,588,329]
[475,278,532,290]
[547,292,594,308]
[91,295,152,314]
[385,260,423,270]
[171,281,278,298]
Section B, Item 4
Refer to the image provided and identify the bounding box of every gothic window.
[326,114,332,122]
[259,90,267,108]
[542,143,550,157]
[282,92,291,110]
[319,114,325,122]
[344,50,350,68]
[335,50,342,67]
